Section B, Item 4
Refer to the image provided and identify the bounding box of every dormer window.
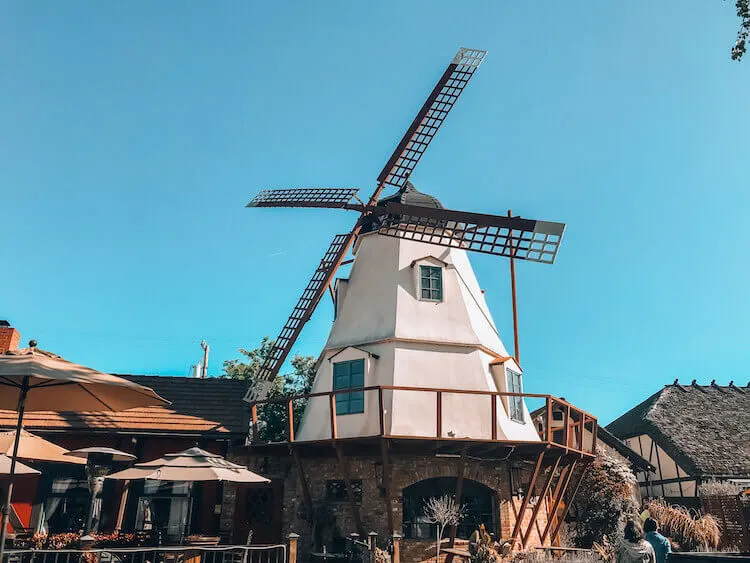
[420,265,443,302]
[506,368,524,423]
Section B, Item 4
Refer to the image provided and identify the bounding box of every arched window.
[402,477,496,540]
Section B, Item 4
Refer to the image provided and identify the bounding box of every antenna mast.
[200,340,210,379]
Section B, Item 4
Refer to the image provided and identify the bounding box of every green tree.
[731,0,750,60]
[223,337,316,442]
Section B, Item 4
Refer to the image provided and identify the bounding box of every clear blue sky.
[2,2,748,424]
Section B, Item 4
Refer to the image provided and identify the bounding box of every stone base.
[226,447,556,562]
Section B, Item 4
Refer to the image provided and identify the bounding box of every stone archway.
[401,477,497,540]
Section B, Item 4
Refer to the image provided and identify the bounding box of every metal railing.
[1,545,287,563]
[249,385,597,456]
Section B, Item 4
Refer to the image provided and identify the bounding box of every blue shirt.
[645,531,671,563]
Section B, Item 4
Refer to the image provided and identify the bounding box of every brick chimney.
[0,320,21,353]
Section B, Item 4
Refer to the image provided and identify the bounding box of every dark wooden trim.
[675,464,685,498]
[522,457,560,548]
[540,459,576,544]
[334,443,364,535]
[510,451,545,546]
[637,475,696,487]
[653,441,667,497]
[379,438,394,535]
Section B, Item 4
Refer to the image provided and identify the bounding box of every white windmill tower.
[243,47,564,444]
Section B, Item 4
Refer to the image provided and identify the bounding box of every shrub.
[570,451,638,547]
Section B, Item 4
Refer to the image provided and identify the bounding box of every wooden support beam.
[114,480,130,532]
[292,447,314,525]
[522,457,560,548]
[509,451,546,546]
[436,391,443,438]
[334,443,365,536]
[379,439,394,535]
[445,448,468,563]
[287,399,295,442]
[549,461,589,545]
[546,397,553,442]
[378,387,386,436]
[540,459,576,544]
[329,393,338,440]
[491,394,498,440]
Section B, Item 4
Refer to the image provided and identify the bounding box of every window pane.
[349,392,364,413]
[420,266,443,301]
[336,393,350,415]
[334,374,350,390]
[351,371,364,387]
[333,359,365,415]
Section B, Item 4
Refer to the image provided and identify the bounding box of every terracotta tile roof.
[607,382,750,478]
[0,375,249,437]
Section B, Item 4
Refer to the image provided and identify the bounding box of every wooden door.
[233,480,283,545]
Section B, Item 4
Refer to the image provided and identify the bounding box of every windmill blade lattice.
[247,188,360,209]
[372,203,566,264]
[377,48,486,192]
[243,232,357,400]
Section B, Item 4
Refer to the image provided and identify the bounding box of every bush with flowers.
[26,531,149,550]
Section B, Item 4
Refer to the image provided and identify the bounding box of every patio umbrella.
[63,447,137,532]
[107,448,268,541]
[0,345,168,557]
[106,447,270,483]
[0,455,39,476]
[0,429,85,465]
[64,447,137,462]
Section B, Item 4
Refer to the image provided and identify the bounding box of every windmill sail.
[371,202,565,264]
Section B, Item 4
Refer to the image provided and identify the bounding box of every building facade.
[607,381,750,508]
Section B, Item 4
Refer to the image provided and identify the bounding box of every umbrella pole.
[0,376,30,561]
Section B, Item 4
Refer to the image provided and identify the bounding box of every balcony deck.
[247,386,597,459]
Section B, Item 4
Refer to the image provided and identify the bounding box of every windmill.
[244,47,565,402]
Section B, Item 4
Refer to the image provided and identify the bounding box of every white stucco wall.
[296,232,538,443]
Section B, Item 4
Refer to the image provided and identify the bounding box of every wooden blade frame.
[247,188,360,209]
[372,202,565,264]
[377,48,486,191]
[246,48,487,394]
[243,232,357,400]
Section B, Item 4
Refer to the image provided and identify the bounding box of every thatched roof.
[607,381,750,478]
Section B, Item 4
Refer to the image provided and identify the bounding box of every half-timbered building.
[607,381,750,509]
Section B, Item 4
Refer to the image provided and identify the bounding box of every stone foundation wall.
[226,450,552,562]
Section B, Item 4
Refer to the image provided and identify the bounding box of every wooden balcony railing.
[248,385,597,456]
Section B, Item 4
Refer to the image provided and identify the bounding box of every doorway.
[233,480,283,544]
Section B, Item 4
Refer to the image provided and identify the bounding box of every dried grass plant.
[698,480,744,497]
[646,499,721,551]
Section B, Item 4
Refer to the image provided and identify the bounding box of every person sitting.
[616,519,656,563]
[643,517,671,563]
